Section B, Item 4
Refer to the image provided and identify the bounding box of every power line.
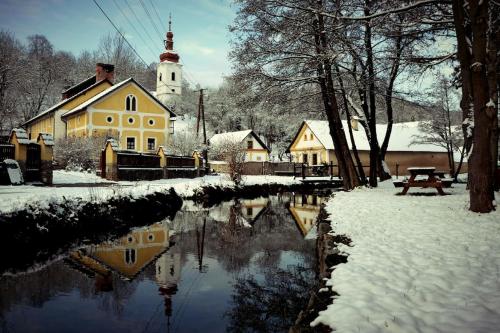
[124,0,162,51]
[138,0,164,42]
[111,0,158,60]
[148,0,167,33]
[92,0,149,66]
[93,0,178,93]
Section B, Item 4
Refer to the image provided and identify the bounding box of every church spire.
[160,13,179,63]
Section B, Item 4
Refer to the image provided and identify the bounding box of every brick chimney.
[96,63,114,83]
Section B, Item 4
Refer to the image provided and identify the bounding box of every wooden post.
[104,140,118,181]
[302,163,305,180]
[396,163,399,179]
[9,129,28,175]
[329,161,333,180]
[37,133,54,185]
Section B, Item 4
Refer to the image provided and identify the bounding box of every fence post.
[37,133,54,185]
[9,129,28,175]
[104,140,118,181]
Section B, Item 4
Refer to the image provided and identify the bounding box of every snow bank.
[312,182,500,332]
[0,172,301,214]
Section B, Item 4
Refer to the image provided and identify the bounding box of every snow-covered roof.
[106,138,119,149]
[11,128,30,144]
[38,133,54,146]
[302,120,449,152]
[23,79,111,126]
[209,129,253,146]
[62,78,176,118]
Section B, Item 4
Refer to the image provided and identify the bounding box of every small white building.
[209,129,270,162]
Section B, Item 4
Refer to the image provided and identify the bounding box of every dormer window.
[126,95,137,111]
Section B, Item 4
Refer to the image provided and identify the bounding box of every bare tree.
[231,0,361,189]
[166,125,202,156]
[0,31,24,134]
[210,139,246,184]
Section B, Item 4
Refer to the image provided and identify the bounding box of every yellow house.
[209,129,270,162]
[69,222,171,280]
[23,64,176,153]
[288,193,324,238]
[287,120,454,175]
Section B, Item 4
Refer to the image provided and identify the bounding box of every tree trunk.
[334,64,367,184]
[313,1,360,190]
[364,0,384,186]
[452,0,474,163]
[459,0,496,212]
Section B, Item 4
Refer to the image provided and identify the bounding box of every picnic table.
[401,167,446,195]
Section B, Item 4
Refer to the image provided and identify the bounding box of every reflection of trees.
[226,264,317,333]
[0,259,139,319]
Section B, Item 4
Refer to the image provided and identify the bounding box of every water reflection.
[0,193,326,332]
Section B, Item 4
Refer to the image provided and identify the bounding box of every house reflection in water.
[67,221,182,317]
[208,197,270,226]
[287,194,324,238]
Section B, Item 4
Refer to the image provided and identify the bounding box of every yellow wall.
[26,81,112,140]
[92,112,119,127]
[27,115,54,140]
[289,123,329,165]
[93,84,164,115]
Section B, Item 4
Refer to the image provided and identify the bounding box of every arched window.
[125,248,136,265]
[171,72,175,81]
[126,95,137,111]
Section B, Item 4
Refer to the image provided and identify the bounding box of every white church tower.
[156,15,182,106]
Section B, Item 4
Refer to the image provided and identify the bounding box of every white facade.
[156,61,182,106]
[243,133,269,162]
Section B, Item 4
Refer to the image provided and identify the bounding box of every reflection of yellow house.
[288,194,324,237]
[23,63,176,153]
[240,198,269,223]
[209,198,269,226]
[70,222,171,280]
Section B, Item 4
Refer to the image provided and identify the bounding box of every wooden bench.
[401,167,446,195]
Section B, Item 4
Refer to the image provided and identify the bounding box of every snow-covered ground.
[312,181,500,333]
[0,171,301,213]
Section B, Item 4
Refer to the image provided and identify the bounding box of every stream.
[0,192,326,332]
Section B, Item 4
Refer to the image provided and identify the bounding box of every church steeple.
[160,14,179,63]
[156,13,182,106]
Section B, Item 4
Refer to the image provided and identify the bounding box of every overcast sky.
[0,0,236,88]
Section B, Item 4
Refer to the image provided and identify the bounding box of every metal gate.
[0,144,15,162]
[25,143,41,182]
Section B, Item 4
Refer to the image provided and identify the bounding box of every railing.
[0,144,15,162]
[293,162,337,180]
[117,152,160,168]
[166,155,195,168]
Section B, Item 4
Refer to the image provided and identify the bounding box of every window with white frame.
[147,138,156,151]
[126,137,136,150]
[125,248,136,265]
[126,95,137,111]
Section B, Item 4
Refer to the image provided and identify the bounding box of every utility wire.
[111,0,158,60]
[93,0,149,66]
[93,0,177,92]
[138,0,164,42]
[148,0,167,33]
[124,0,162,51]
